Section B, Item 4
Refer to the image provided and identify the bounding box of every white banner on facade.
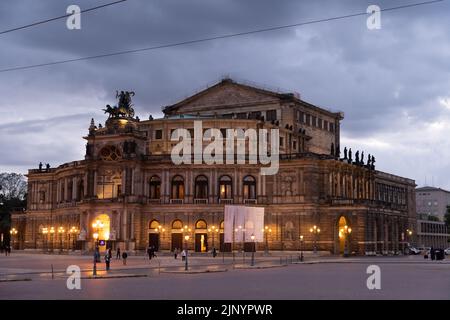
[224,205,264,243]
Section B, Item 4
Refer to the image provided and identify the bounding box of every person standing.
[174,248,178,259]
[212,247,217,258]
[181,249,186,261]
[116,247,121,260]
[105,252,111,271]
[122,251,128,265]
[431,247,435,261]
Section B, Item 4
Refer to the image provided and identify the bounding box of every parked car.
[406,246,421,255]
[418,246,431,254]
[444,248,450,255]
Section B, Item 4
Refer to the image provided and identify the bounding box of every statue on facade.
[355,151,359,164]
[367,154,371,167]
[102,91,136,119]
[371,155,376,169]
[343,147,348,159]
[361,151,364,165]
[348,148,352,163]
[39,162,43,171]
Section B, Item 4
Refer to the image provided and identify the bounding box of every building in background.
[12,78,417,255]
[416,186,450,221]
[416,218,449,249]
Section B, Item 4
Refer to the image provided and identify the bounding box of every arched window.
[195,175,208,199]
[171,175,185,199]
[219,175,232,199]
[149,220,160,229]
[195,219,207,229]
[243,175,256,199]
[172,219,183,230]
[149,176,161,199]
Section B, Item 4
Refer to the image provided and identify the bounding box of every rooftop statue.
[103,91,136,119]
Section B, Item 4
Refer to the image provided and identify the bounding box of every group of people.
[172,248,187,261]
[99,247,129,271]
[147,245,157,260]
[424,247,445,261]
[172,247,218,260]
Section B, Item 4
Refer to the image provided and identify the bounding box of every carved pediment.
[164,79,281,115]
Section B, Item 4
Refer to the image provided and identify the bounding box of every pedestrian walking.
[147,246,152,260]
[174,248,178,259]
[431,247,436,261]
[122,251,128,265]
[116,247,121,260]
[181,249,186,261]
[212,247,217,258]
[4,245,9,256]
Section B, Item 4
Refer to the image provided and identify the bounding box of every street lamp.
[42,227,48,253]
[299,235,304,261]
[184,234,190,271]
[250,234,256,266]
[262,226,272,254]
[68,226,79,251]
[93,232,99,276]
[58,227,65,253]
[49,226,55,253]
[92,220,104,258]
[339,225,352,257]
[10,228,18,249]
[309,225,320,254]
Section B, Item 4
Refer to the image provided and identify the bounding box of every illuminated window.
[243,175,256,199]
[195,220,207,229]
[219,175,232,199]
[149,220,160,229]
[172,219,183,229]
[171,175,184,199]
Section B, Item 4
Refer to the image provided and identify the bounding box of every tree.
[0,173,27,246]
[0,173,27,200]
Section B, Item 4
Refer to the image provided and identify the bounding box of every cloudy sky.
[0,0,449,189]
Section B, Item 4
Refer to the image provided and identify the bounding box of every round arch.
[172,219,183,230]
[195,219,207,230]
[149,219,160,231]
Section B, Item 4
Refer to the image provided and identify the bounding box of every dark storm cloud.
[0,0,449,188]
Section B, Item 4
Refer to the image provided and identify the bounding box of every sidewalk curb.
[0,278,32,282]
[82,274,148,280]
[233,264,288,270]
[160,269,228,274]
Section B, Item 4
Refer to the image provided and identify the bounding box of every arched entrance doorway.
[337,216,352,255]
[171,219,183,251]
[195,219,208,252]
[148,220,160,251]
[92,214,111,253]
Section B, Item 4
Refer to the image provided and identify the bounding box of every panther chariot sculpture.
[103,90,136,119]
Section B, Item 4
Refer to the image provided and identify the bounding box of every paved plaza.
[0,252,449,299]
